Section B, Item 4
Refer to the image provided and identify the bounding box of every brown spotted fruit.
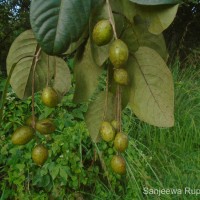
[109,39,129,68]
[32,144,48,166]
[41,87,58,108]
[114,68,129,85]
[111,120,120,131]
[111,155,126,175]
[25,115,38,127]
[92,19,113,46]
[36,118,56,135]
[114,132,128,152]
[11,126,34,145]
[100,121,115,142]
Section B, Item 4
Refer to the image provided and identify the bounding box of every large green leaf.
[110,0,137,22]
[73,40,103,103]
[52,58,71,96]
[6,30,71,99]
[85,91,116,143]
[127,47,174,127]
[129,0,180,5]
[30,0,103,55]
[64,29,88,55]
[136,4,179,34]
[121,16,168,61]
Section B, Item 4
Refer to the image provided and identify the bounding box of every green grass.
[122,61,200,199]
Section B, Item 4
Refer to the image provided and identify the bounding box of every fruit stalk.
[106,0,117,40]
[116,85,122,133]
[46,55,50,87]
[31,46,41,130]
[103,68,109,121]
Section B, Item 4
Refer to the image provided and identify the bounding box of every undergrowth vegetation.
[1,61,200,199]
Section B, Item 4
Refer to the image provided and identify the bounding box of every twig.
[103,68,109,121]
[31,47,41,129]
[106,0,118,40]
[46,55,50,87]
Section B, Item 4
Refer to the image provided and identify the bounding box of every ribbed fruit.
[41,87,58,108]
[36,118,56,135]
[114,69,129,85]
[32,145,48,166]
[110,155,126,175]
[11,126,34,145]
[109,39,129,68]
[92,19,113,46]
[100,121,115,142]
[114,132,128,152]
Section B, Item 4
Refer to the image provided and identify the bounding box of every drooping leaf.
[121,16,168,61]
[127,47,174,127]
[110,0,137,22]
[53,57,71,96]
[64,29,89,55]
[73,40,103,103]
[136,4,179,34]
[85,91,116,143]
[6,30,52,99]
[30,0,103,55]
[129,0,180,5]
[6,30,71,99]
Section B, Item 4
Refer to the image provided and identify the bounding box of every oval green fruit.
[32,144,48,166]
[111,120,120,131]
[11,126,34,145]
[100,121,115,142]
[114,68,129,85]
[36,118,56,135]
[25,115,38,127]
[111,155,126,175]
[41,87,58,108]
[114,132,128,152]
[92,19,113,46]
[109,39,129,68]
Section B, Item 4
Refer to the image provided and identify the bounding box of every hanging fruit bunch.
[11,86,58,166]
[92,17,130,174]
[2,0,179,173]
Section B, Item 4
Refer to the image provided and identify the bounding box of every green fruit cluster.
[92,19,130,175]
[92,20,129,86]
[11,86,58,167]
[99,120,128,175]
[110,39,129,85]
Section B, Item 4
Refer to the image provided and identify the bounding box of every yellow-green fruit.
[114,132,128,152]
[11,126,34,145]
[111,155,126,175]
[36,118,56,135]
[109,39,129,68]
[92,19,113,46]
[32,145,48,166]
[114,68,129,85]
[25,115,38,127]
[100,121,115,142]
[111,120,120,131]
[41,87,58,108]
